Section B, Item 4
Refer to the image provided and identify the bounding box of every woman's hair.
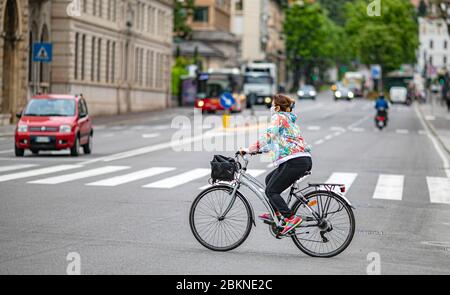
[273,94,295,112]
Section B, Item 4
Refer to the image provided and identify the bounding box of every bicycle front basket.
[210,155,237,182]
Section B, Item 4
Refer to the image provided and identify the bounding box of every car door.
[77,99,90,144]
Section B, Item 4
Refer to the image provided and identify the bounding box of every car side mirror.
[16,110,22,119]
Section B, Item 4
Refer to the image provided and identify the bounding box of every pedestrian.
[241,94,312,236]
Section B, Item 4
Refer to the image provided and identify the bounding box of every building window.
[99,0,103,18]
[93,0,97,16]
[429,56,433,66]
[74,33,79,80]
[444,40,448,49]
[106,40,110,82]
[444,56,447,65]
[81,35,86,80]
[111,42,116,82]
[430,40,433,49]
[193,7,209,22]
[97,38,102,81]
[91,37,96,81]
[235,0,243,11]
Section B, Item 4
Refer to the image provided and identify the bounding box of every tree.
[173,0,195,39]
[345,0,419,74]
[317,0,354,26]
[284,2,337,89]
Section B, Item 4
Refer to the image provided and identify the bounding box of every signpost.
[33,43,53,63]
[219,92,235,129]
[371,65,382,92]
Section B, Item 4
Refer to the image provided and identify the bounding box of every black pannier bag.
[210,155,238,182]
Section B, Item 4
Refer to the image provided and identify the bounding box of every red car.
[15,94,93,157]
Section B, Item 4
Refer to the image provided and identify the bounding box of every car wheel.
[70,136,80,157]
[31,149,39,155]
[82,134,93,154]
[15,145,24,157]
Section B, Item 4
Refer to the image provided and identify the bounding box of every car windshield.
[24,99,76,117]
[301,85,315,91]
[244,75,273,84]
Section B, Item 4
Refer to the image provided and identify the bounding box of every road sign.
[33,43,53,62]
[371,65,381,79]
[219,92,235,109]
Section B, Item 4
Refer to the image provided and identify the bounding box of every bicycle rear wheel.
[291,190,355,258]
[189,185,253,251]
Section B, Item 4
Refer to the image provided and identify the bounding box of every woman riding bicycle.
[243,94,312,236]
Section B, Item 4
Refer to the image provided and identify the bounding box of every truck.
[343,72,365,97]
[243,62,277,107]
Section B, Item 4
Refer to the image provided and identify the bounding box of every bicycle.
[189,151,356,258]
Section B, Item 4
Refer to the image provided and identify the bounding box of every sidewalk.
[418,94,450,154]
[0,107,195,138]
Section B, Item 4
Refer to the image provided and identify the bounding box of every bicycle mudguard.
[303,184,356,209]
[200,184,256,226]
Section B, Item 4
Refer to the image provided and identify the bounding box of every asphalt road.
[0,91,449,274]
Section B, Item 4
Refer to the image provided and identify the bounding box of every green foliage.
[318,0,354,26]
[171,56,192,95]
[345,0,419,73]
[418,0,427,17]
[174,0,195,39]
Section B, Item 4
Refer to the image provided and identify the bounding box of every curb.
[416,103,450,155]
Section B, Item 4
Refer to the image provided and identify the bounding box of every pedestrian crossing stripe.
[1,164,450,205]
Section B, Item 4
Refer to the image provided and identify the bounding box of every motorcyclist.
[375,93,389,122]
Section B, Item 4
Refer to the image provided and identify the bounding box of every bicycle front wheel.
[291,190,355,258]
[189,185,253,251]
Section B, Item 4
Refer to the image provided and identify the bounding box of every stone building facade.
[0,0,173,125]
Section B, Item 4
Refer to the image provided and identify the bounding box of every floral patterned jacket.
[249,112,311,164]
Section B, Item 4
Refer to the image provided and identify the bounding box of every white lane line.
[307,126,321,131]
[396,129,409,134]
[333,132,342,136]
[111,126,126,130]
[372,174,404,200]
[0,164,38,173]
[152,125,171,130]
[350,127,365,132]
[29,166,129,184]
[141,133,159,139]
[414,104,450,179]
[0,149,13,154]
[347,115,370,129]
[325,135,333,140]
[143,168,210,189]
[425,115,436,121]
[418,130,427,135]
[0,165,82,182]
[93,125,106,130]
[427,177,450,204]
[101,133,115,138]
[87,167,175,187]
[330,126,346,132]
[326,172,358,195]
[315,139,325,145]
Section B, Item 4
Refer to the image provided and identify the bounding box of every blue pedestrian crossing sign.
[33,43,53,62]
[219,92,235,109]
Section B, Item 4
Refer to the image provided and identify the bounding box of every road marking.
[418,130,427,135]
[396,129,409,134]
[325,135,333,140]
[333,132,342,136]
[28,166,129,184]
[315,139,325,145]
[0,149,13,154]
[330,126,346,132]
[372,174,404,200]
[307,126,321,131]
[426,177,450,204]
[415,104,450,179]
[0,165,82,182]
[141,133,159,139]
[0,164,38,173]
[86,167,175,187]
[111,126,126,130]
[152,125,171,130]
[326,172,358,194]
[143,168,210,189]
[93,125,106,130]
[350,127,364,132]
[425,115,436,121]
[101,133,115,138]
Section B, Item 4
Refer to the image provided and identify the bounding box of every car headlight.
[17,125,28,133]
[59,125,72,133]
[335,91,342,98]
[298,91,304,96]
[348,92,354,98]
[197,100,205,107]
[239,94,246,100]
[264,97,272,104]
[309,91,316,96]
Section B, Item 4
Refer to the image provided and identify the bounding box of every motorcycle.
[375,108,388,130]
